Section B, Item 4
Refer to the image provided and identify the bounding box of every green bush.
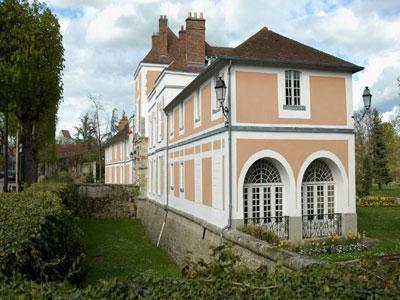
[0,245,399,298]
[0,191,85,284]
[237,224,281,245]
[27,182,79,212]
[84,172,94,183]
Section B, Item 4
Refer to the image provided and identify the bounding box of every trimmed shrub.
[27,182,79,213]
[237,224,281,245]
[0,191,84,284]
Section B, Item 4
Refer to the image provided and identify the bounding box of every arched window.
[243,159,283,225]
[301,159,338,237]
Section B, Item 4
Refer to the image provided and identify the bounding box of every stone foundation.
[76,184,138,218]
[136,197,316,271]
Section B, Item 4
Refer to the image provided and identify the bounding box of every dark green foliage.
[0,190,84,284]
[85,172,94,183]
[360,153,373,196]
[237,224,281,245]
[0,245,399,298]
[27,182,79,211]
[0,0,64,184]
[370,109,391,189]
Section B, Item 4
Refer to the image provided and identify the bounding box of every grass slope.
[79,218,180,285]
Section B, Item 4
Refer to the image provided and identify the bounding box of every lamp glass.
[214,77,227,103]
[362,86,372,110]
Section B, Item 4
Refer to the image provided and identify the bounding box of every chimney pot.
[200,12,203,19]
[194,12,197,19]
[188,12,192,18]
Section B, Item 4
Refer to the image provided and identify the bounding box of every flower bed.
[357,196,400,207]
[279,231,367,256]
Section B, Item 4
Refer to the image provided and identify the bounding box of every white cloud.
[50,0,400,135]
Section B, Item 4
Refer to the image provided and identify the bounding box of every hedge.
[0,246,399,298]
[0,190,84,284]
[27,182,79,211]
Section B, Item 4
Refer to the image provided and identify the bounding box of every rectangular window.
[179,103,184,131]
[169,111,174,136]
[149,120,152,147]
[158,157,162,195]
[194,90,201,123]
[158,110,162,142]
[285,70,301,106]
[179,161,184,192]
[170,162,174,190]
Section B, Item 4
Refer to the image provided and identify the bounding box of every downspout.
[220,60,233,245]
[157,112,169,247]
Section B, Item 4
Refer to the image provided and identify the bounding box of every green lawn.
[370,182,400,198]
[78,218,180,285]
[318,207,400,261]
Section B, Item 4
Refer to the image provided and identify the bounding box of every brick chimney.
[151,32,159,54]
[159,15,168,56]
[118,115,129,132]
[185,12,205,65]
[178,25,186,59]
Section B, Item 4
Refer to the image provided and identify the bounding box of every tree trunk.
[3,112,9,192]
[21,121,37,186]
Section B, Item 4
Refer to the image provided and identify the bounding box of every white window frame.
[179,161,184,193]
[194,90,201,127]
[179,102,184,134]
[284,70,302,107]
[169,111,174,137]
[157,109,162,142]
[170,162,174,191]
[278,69,310,119]
[158,156,162,195]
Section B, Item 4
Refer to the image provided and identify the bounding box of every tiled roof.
[60,129,71,138]
[142,26,361,73]
[56,144,85,158]
[106,123,130,146]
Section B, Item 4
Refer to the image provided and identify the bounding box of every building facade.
[104,116,135,184]
[138,13,362,241]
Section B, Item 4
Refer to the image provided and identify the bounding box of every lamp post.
[214,76,229,126]
[353,86,373,126]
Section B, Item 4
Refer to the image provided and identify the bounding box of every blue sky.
[46,0,400,135]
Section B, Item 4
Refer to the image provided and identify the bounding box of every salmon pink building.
[135,13,363,241]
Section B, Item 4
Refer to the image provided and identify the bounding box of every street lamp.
[362,86,372,111]
[354,86,373,123]
[214,76,229,126]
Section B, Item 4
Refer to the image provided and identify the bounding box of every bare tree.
[89,94,109,182]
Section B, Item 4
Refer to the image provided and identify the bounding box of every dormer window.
[285,70,301,106]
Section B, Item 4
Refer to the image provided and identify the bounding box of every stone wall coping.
[138,197,318,270]
[77,183,137,187]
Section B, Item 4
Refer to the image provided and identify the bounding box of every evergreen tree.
[370,109,391,189]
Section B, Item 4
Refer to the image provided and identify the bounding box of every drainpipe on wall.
[157,112,169,247]
[220,60,233,245]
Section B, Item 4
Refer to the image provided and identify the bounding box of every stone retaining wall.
[136,197,316,271]
[76,184,138,218]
